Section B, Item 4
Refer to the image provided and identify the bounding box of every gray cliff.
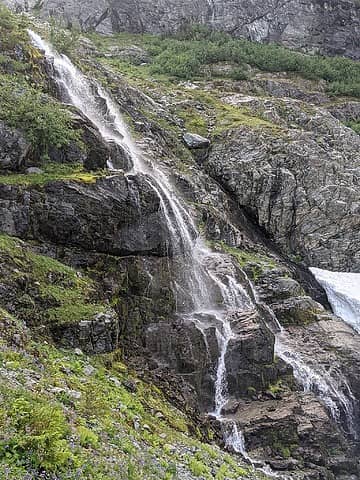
[5,0,360,58]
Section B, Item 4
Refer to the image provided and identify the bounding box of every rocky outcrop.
[203,97,360,272]
[52,310,120,353]
[226,392,358,478]
[5,0,360,58]
[0,121,30,172]
[47,109,133,171]
[0,174,169,256]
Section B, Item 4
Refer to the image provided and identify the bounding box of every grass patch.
[0,234,105,326]
[214,241,277,280]
[0,163,104,185]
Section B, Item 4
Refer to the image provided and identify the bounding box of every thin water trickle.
[275,331,358,439]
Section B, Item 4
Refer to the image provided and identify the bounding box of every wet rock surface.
[226,392,359,478]
[0,121,31,172]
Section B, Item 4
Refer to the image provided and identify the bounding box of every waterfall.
[310,267,360,333]
[28,30,252,452]
[28,32,358,471]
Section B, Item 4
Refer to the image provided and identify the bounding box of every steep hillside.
[0,5,360,480]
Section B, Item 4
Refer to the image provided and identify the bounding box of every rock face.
[0,121,30,172]
[5,0,360,58]
[52,310,120,353]
[203,97,360,272]
[228,392,358,478]
[0,174,169,256]
[48,110,133,171]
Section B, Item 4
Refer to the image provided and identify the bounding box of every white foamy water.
[310,267,360,332]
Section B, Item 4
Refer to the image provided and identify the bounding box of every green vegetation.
[0,4,29,53]
[346,120,360,134]
[0,237,260,479]
[0,6,82,160]
[214,241,277,281]
[0,234,106,327]
[0,163,104,185]
[86,25,360,98]
[0,75,81,159]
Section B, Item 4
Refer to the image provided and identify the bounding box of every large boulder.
[0,173,169,256]
[52,310,120,353]
[225,309,280,398]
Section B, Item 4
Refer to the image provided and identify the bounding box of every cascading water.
[275,331,358,438]
[28,32,358,475]
[28,29,252,453]
[241,267,358,438]
[310,267,360,332]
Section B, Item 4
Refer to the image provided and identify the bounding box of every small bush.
[0,75,81,158]
[346,121,360,134]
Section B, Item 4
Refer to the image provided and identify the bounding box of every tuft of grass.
[0,163,104,185]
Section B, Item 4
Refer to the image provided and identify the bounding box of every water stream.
[28,29,251,446]
[28,31,359,473]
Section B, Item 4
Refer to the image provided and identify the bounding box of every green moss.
[267,379,284,395]
[0,234,106,326]
[0,163,104,185]
[213,241,277,280]
[212,101,278,134]
[175,105,208,136]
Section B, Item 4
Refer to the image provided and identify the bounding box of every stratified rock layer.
[0,174,169,256]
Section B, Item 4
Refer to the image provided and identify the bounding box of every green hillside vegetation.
[0,234,261,479]
[83,24,360,98]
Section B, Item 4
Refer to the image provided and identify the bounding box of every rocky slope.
[4,0,360,59]
[0,5,360,480]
